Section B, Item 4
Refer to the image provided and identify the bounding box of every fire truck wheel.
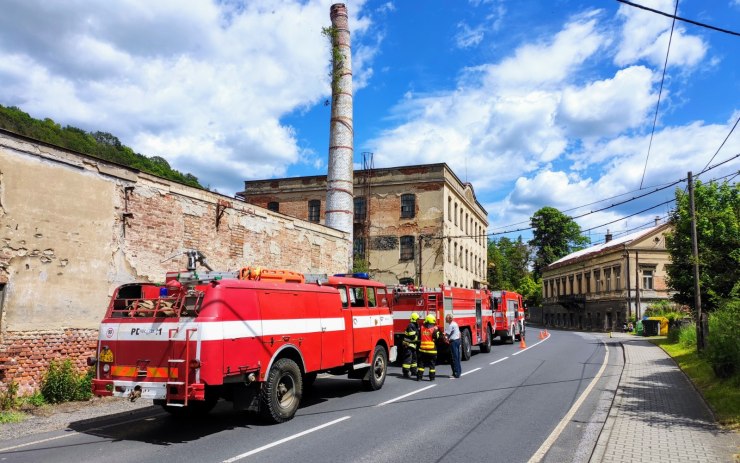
[480,326,492,353]
[461,330,472,361]
[363,345,387,391]
[509,324,517,344]
[260,358,303,423]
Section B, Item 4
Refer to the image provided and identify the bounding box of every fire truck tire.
[260,358,303,423]
[508,324,516,344]
[461,330,472,361]
[362,345,388,391]
[479,326,492,353]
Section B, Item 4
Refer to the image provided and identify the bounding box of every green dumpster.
[642,319,660,336]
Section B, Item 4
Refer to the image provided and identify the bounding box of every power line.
[616,0,740,37]
[639,0,679,189]
[700,115,740,172]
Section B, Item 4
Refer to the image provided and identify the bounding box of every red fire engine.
[90,251,396,423]
[490,290,526,343]
[391,285,493,360]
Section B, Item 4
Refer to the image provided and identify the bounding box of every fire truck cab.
[90,255,395,423]
[392,285,493,361]
[490,290,526,343]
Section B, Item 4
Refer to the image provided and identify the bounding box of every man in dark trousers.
[401,312,420,378]
[417,314,443,381]
[445,313,461,378]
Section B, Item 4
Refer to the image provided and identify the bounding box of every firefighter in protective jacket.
[402,312,420,378]
[417,314,443,381]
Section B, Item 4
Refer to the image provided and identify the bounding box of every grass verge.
[652,338,740,430]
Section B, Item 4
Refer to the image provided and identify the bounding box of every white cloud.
[558,66,656,139]
[0,0,376,194]
[614,0,706,68]
[455,22,485,49]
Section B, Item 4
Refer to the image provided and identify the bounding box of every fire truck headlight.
[102,364,111,373]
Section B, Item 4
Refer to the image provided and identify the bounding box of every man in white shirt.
[445,314,461,378]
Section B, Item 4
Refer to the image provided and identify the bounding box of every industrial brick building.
[0,128,350,394]
[540,223,674,331]
[238,163,489,289]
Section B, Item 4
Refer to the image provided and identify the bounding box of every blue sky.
[1,0,738,243]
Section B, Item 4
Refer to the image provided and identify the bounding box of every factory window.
[267,202,279,212]
[308,200,320,222]
[354,197,366,221]
[454,203,458,225]
[353,237,366,258]
[448,197,452,222]
[400,235,415,261]
[401,194,415,218]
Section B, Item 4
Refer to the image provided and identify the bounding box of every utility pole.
[418,235,423,287]
[688,172,705,351]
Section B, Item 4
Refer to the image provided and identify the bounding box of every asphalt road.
[0,330,623,463]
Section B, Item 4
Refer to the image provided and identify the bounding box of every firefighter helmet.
[410,312,420,322]
[425,314,436,324]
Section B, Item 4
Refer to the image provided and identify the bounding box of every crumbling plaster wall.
[0,131,350,393]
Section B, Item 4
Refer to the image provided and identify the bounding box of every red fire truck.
[490,290,526,343]
[391,285,493,360]
[89,251,396,423]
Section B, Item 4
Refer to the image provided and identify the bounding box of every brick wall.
[0,329,97,394]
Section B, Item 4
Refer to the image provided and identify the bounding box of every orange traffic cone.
[519,334,527,349]
[539,330,544,339]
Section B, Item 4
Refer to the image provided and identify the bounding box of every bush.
[667,326,681,343]
[705,300,740,379]
[74,367,94,401]
[0,381,19,410]
[678,324,697,348]
[40,360,92,404]
[25,392,46,407]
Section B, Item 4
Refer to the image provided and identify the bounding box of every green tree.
[487,236,529,290]
[665,180,740,314]
[0,104,205,189]
[529,206,590,278]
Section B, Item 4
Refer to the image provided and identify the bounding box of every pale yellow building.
[540,223,674,331]
[238,163,489,288]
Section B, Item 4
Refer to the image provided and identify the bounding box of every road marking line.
[0,433,76,453]
[222,416,351,462]
[512,334,549,355]
[460,367,481,377]
[490,357,508,365]
[376,384,436,407]
[0,410,164,453]
[527,342,609,463]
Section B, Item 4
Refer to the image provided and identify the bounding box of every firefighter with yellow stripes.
[417,314,443,381]
[401,312,420,378]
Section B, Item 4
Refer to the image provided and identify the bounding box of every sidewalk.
[591,332,738,462]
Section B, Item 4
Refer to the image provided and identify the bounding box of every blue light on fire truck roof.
[333,272,370,279]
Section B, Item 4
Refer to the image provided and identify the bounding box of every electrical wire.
[616,0,740,37]
[639,0,679,189]
[700,116,740,173]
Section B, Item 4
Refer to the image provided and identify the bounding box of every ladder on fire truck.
[165,327,197,407]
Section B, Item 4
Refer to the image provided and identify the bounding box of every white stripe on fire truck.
[393,310,493,319]
[99,315,390,342]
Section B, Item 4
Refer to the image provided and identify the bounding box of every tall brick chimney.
[326,3,354,268]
